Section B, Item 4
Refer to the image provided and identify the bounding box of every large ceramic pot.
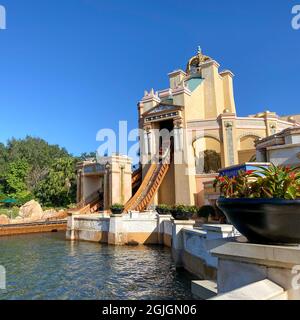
[217,198,300,245]
[110,208,124,215]
[170,209,193,221]
[156,207,171,215]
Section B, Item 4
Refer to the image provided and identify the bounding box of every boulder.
[42,209,58,220]
[18,200,44,220]
[43,209,67,220]
[0,214,10,225]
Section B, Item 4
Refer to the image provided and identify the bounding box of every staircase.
[125,144,172,212]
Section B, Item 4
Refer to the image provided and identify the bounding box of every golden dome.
[186,46,211,74]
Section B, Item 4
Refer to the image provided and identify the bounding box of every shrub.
[171,204,197,214]
[110,203,124,213]
[156,204,171,215]
[214,164,300,200]
[197,205,216,218]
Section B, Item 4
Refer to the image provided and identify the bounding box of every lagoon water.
[0,232,193,300]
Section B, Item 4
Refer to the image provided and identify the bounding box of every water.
[0,232,194,300]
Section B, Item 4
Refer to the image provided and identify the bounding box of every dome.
[186,47,212,74]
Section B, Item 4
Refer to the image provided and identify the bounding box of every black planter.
[156,208,170,215]
[111,208,124,215]
[170,210,193,221]
[217,198,300,245]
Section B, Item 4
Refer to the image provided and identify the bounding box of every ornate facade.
[76,49,300,210]
[137,48,299,206]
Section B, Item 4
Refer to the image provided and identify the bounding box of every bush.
[171,204,197,214]
[197,205,216,218]
[156,204,171,215]
[170,204,197,220]
[110,203,124,210]
[110,203,124,214]
[214,164,300,200]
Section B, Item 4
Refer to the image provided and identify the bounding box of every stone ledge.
[192,280,217,300]
[211,242,300,267]
[211,279,284,300]
[183,228,206,237]
[203,224,235,233]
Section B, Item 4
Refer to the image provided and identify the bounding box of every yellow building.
[134,48,299,208]
[76,48,299,211]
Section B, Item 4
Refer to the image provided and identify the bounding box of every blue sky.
[0,0,299,155]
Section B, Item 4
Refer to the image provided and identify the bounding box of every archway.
[193,136,222,174]
[238,134,261,164]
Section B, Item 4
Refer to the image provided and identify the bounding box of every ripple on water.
[0,232,194,300]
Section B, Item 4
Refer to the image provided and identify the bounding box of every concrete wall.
[66,212,236,280]
[211,242,300,300]
[267,144,300,166]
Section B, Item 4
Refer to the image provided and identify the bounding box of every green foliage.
[156,204,171,215]
[214,164,300,200]
[251,164,300,200]
[171,204,197,214]
[3,159,32,204]
[197,205,216,218]
[34,157,77,207]
[5,136,69,191]
[110,203,124,210]
[78,152,97,161]
[0,207,20,219]
[0,136,81,208]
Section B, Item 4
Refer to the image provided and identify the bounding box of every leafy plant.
[251,164,300,200]
[171,204,197,214]
[156,204,171,215]
[110,203,124,211]
[214,164,300,200]
[197,205,216,218]
[34,157,77,207]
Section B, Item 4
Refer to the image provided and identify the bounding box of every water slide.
[124,144,172,212]
[73,190,103,214]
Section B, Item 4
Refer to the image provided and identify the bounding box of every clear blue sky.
[0,0,299,155]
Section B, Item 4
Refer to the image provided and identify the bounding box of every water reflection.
[0,232,193,300]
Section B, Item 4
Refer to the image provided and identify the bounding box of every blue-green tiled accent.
[186,78,203,91]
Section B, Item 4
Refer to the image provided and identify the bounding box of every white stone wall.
[122,214,158,234]
[163,220,172,237]
[73,216,110,232]
[268,144,300,166]
[183,229,217,268]
[182,225,237,269]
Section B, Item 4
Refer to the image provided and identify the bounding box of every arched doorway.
[238,135,260,163]
[193,136,222,174]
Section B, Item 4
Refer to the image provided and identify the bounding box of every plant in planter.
[170,204,197,220]
[214,164,300,244]
[110,203,124,215]
[197,205,216,222]
[156,204,171,215]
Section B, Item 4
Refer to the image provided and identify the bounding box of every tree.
[78,151,97,161]
[5,136,71,191]
[34,157,77,207]
[0,143,8,178]
[3,159,32,203]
